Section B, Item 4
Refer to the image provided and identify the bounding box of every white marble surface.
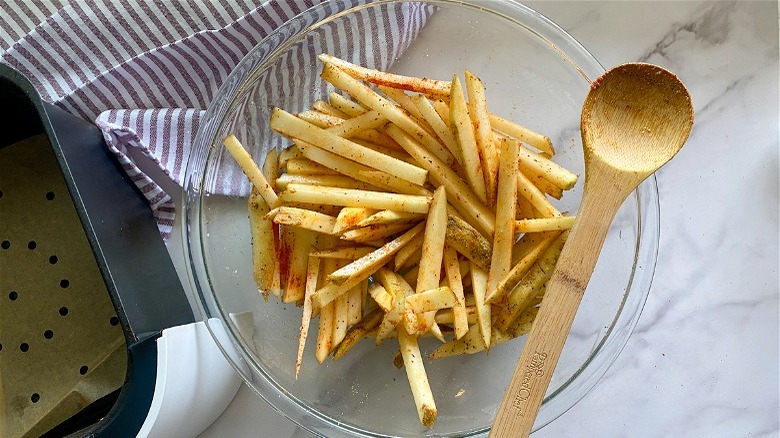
[183,1,779,437]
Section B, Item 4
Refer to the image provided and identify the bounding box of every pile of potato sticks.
[223,54,579,428]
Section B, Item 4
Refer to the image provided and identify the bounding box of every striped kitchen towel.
[0,0,434,239]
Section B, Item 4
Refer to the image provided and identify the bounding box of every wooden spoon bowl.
[490,63,693,437]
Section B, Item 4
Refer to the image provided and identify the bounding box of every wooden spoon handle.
[490,184,626,437]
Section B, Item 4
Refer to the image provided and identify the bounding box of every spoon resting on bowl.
[490,63,694,437]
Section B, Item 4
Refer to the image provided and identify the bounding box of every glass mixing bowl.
[183,1,658,436]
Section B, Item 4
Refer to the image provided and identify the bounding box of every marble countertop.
[186,1,778,436]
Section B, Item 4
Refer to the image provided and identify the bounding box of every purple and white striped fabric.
[0,0,433,239]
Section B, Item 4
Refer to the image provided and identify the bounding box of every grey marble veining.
[200,2,779,436]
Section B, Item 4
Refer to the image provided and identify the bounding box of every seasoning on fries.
[222,55,580,429]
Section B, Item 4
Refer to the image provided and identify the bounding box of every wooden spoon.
[490,63,693,437]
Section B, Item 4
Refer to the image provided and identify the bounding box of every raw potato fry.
[515,138,578,190]
[282,228,317,304]
[315,257,338,363]
[341,223,414,242]
[485,136,519,302]
[295,140,429,196]
[351,138,412,162]
[286,158,340,175]
[443,245,469,339]
[374,268,413,344]
[470,263,491,349]
[465,70,499,207]
[327,110,389,137]
[237,58,584,430]
[517,169,561,218]
[297,109,343,127]
[333,207,376,234]
[340,129,402,153]
[449,75,487,204]
[406,286,457,314]
[264,149,282,298]
[271,108,428,186]
[494,268,551,333]
[410,94,462,165]
[494,231,568,331]
[357,210,424,227]
[398,325,437,428]
[488,112,555,155]
[296,255,320,378]
[319,53,451,97]
[503,306,539,339]
[271,206,338,235]
[329,91,367,116]
[432,99,450,128]
[282,202,342,217]
[416,186,448,292]
[386,125,495,238]
[444,215,492,270]
[249,186,277,300]
[315,301,336,363]
[299,109,398,150]
[281,183,432,214]
[411,186,448,338]
[434,306,477,326]
[356,170,432,197]
[509,159,565,200]
[276,173,375,191]
[515,216,576,234]
[487,231,560,304]
[311,246,375,260]
[223,134,278,207]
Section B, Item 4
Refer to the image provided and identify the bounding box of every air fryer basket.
[0,63,193,437]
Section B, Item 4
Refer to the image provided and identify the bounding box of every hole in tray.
[0,190,3,198]
[1,240,9,250]
[0,343,3,351]
[49,255,58,264]
[79,365,89,375]
[59,307,69,316]
[31,393,40,403]
[60,279,70,289]
[9,291,18,301]
[20,343,29,352]
[46,191,55,201]
[109,316,120,326]
[27,241,36,250]
[44,330,54,339]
